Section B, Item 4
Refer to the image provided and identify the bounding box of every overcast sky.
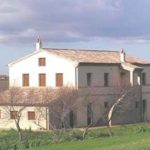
[1,0,150,74]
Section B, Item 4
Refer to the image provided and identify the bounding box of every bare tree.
[80,83,141,138]
[0,88,26,141]
[105,85,141,136]
[47,87,79,129]
[0,88,51,140]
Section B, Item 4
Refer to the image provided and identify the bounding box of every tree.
[80,84,141,138]
[106,85,141,136]
[0,88,26,141]
[47,87,79,129]
[0,88,53,140]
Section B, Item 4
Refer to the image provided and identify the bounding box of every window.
[22,74,29,87]
[87,103,93,125]
[143,99,147,115]
[39,73,46,86]
[87,73,92,86]
[142,99,147,121]
[120,72,126,86]
[10,111,18,119]
[120,72,125,76]
[28,111,35,120]
[104,73,109,86]
[38,58,46,66]
[120,72,125,78]
[142,73,146,85]
[56,73,63,87]
[69,110,74,128]
[104,102,108,108]
[135,101,139,108]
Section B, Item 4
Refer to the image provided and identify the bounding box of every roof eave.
[8,49,44,67]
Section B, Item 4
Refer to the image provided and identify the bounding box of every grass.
[1,123,150,150]
[31,133,150,150]
[30,123,150,150]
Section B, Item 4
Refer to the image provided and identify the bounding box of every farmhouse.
[0,38,150,130]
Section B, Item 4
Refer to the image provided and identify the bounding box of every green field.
[30,124,150,150]
[1,123,150,150]
[30,133,150,150]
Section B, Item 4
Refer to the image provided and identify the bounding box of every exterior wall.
[142,66,150,121]
[78,65,121,87]
[77,65,131,96]
[0,106,47,130]
[75,93,141,127]
[142,93,150,120]
[9,50,76,88]
[121,70,130,86]
[74,64,142,127]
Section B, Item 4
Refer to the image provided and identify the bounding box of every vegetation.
[30,133,150,150]
[0,123,150,150]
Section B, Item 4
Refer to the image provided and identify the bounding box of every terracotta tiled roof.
[44,48,150,64]
[0,88,58,106]
[0,87,78,106]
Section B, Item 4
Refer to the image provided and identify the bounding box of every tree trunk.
[82,126,89,140]
[15,120,22,142]
[107,93,126,127]
[107,125,112,137]
[106,93,127,137]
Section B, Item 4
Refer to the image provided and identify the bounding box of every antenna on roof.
[36,36,42,51]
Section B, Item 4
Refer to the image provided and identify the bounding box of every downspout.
[139,70,143,122]
[75,63,79,89]
[129,70,134,86]
[136,69,143,122]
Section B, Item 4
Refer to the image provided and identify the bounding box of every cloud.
[0,0,150,44]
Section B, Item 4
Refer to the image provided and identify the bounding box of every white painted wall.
[0,106,47,130]
[9,50,76,88]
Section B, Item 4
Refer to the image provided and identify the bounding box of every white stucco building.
[1,39,150,130]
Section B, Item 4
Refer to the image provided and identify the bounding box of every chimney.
[120,48,126,63]
[36,37,42,51]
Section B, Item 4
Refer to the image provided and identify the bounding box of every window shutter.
[56,73,63,87]
[39,58,46,66]
[23,74,29,86]
[10,111,18,119]
[28,111,35,120]
[39,74,46,86]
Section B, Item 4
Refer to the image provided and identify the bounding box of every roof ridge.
[43,48,119,53]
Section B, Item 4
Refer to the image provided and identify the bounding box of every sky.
[1,0,150,74]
